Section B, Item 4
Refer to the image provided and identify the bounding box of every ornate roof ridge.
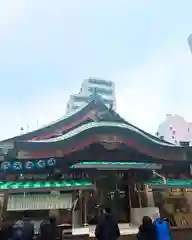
[24,121,176,147]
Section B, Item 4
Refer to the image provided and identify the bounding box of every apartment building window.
[74,96,89,102]
[88,87,113,95]
[88,79,113,87]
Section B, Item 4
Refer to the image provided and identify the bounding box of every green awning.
[0,180,93,192]
[71,161,162,170]
[144,179,192,189]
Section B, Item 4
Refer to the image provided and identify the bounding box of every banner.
[7,193,72,211]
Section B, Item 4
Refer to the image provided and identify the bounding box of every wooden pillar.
[145,185,155,207]
[185,190,192,212]
[83,191,88,226]
[0,194,5,220]
[2,193,8,220]
[129,184,139,208]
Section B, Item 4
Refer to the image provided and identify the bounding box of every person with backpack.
[95,207,120,240]
[12,220,25,240]
[137,216,156,240]
[11,212,34,240]
[0,218,13,240]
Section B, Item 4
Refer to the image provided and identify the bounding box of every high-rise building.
[66,78,116,113]
[156,114,192,145]
[188,34,192,53]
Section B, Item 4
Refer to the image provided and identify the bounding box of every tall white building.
[188,34,192,53]
[156,114,192,145]
[66,78,116,113]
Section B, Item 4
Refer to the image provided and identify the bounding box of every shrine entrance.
[71,161,162,223]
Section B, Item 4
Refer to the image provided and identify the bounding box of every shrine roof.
[14,121,187,161]
[2,95,192,161]
[1,94,170,146]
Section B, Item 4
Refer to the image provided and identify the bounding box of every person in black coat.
[0,219,13,240]
[40,216,57,240]
[95,207,120,240]
[137,216,156,240]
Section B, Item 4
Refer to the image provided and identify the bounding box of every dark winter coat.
[95,213,120,240]
[0,221,13,240]
[137,216,157,240]
[40,218,56,240]
[12,220,34,240]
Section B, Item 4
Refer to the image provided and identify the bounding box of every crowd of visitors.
[0,213,58,240]
[95,207,171,240]
[0,208,170,240]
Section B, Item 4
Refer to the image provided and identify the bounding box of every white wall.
[188,34,192,53]
[156,114,192,145]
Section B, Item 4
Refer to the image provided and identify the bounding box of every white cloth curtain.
[7,193,72,211]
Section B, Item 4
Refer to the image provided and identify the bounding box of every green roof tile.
[0,180,92,190]
[71,161,162,169]
[144,179,192,188]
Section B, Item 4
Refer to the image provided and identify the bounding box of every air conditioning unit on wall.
[180,141,190,147]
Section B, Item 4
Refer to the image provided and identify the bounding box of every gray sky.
[0,0,192,140]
